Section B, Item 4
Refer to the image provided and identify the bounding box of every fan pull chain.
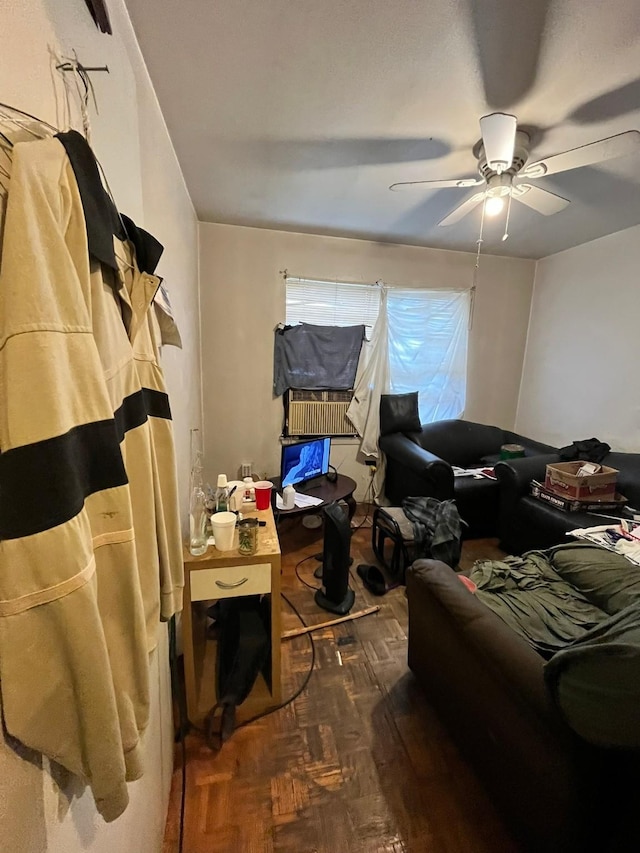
[473,196,486,284]
[502,190,513,242]
[469,196,486,330]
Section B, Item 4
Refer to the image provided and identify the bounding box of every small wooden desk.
[181,506,281,726]
[271,473,358,522]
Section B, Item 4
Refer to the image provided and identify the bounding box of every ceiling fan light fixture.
[479,113,517,175]
[486,180,511,197]
[484,195,505,216]
[389,117,639,237]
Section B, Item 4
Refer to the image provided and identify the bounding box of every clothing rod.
[282,272,382,288]
[283,273,471,293]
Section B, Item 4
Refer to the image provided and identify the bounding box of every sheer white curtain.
[347,287,390,498]
[348,286,470,501]
[347,287,389,456]
[388,288,469,422]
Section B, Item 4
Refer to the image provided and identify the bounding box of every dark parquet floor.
[164,506,520,853]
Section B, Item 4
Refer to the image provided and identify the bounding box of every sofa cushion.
[415,419,506,468]
[480,453,502,465]
[379,391,421,436]
[503,431,558,456]
[505,495,611,553]
[545,601,640,749]
[453,474,500,537]
[549,543,640,615]
[482,446,550,466]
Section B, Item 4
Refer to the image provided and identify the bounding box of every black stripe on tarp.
[113,388,172,443]
[142,387,172,421]
[114,389,147,442]
[0,420,128,541]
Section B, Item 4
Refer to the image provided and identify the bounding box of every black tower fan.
[314,501,355,615]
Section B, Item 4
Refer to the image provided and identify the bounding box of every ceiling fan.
[389,113,640,234]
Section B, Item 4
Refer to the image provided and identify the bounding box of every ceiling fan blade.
[479,113,517,173]
[390,177,483,192]
[512,184,570,215]
[521,130,640,178]
[438,192,485,227]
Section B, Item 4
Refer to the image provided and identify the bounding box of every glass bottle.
[243,476,254,502]
[189,429,208,556]
[215,473,230,512]
[189,482,208,556]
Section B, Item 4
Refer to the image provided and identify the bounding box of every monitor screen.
[281,437,331,487]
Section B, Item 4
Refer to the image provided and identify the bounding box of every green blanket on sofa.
[470,543,640,748]
[470,548,606,655]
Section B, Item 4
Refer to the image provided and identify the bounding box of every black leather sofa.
[496,451,640,554]
[379,419,556,537]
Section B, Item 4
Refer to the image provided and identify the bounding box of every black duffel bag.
[205,595,271,749]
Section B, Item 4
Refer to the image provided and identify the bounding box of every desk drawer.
[190,562,271,602]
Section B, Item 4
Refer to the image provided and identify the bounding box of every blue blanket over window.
[273,323,365,396]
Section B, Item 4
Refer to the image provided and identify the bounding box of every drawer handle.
[215,577,249,589]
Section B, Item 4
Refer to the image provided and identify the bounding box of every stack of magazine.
[452,466,497,480]
[568,518,640,566]
[529,479,627,514]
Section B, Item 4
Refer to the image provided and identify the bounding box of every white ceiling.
[125,0,640,259]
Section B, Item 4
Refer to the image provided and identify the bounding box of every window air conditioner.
[283,390,357,438]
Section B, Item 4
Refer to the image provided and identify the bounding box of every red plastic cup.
[254,480,273,511]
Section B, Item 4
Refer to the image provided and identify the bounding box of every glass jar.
[237,517,259,555]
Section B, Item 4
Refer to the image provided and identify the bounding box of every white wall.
[199,222,535,498]
[516,223,640,451]
[0,2,200,851]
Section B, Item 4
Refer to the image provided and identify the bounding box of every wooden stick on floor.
[281,605,380,639]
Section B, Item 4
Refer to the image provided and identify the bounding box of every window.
[285,277,469,423]
[286,278,380,337]
[387,289,469,423]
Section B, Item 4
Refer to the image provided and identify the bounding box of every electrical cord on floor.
[171,589,316,838]
[295,553,321,591]
[168,617,187,853]
[350,474,374,531]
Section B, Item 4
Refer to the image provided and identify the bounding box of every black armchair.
[380,419,556,538]
[377,431,454,505]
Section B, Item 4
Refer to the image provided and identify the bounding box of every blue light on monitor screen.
[281,437,331,487]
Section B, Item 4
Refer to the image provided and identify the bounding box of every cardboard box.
[544,461,618,502]
[530,480,627,513]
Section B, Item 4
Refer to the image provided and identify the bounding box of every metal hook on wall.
[55,61,110,74]
[56,62,109,74]
[55,51,109,141]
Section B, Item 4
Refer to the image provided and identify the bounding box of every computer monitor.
[281,437,331,488]
[314,501,355,616]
